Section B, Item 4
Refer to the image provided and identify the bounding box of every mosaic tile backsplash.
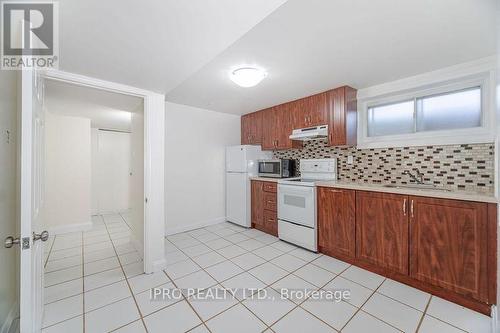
[273,140,495,194]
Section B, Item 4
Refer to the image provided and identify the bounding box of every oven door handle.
[278,185,314,195]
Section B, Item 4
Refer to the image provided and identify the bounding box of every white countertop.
[250,176,287,183]
[315,181,497,203]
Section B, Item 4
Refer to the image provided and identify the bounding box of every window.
[367,87,482,137]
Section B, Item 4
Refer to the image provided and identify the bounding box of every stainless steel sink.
[383,184,451,192]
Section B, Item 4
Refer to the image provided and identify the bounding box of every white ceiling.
[45,80,143,131]
[58,0,288,94]
[57,0,496,115]
[166,0,497,114]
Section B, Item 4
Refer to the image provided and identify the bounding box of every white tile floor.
[42,216,493,333]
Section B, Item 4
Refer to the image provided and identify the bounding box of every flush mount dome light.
[229,67,267,87]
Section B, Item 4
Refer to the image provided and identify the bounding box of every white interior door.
[19,67,46,332]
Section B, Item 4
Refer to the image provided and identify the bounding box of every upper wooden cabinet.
[356,191,409,275]
[262,105,302,150]
[318,187,356,259]
[240,85,357,149]
[410,197,491,303]
[292,92,328,129]
[241,111,263,145]
[327,86,357,147]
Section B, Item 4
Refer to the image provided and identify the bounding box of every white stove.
[277,159,337,251]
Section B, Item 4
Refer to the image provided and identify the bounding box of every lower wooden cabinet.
[317,187,355,258]
[251,181,265,228]
[251,180,278,236]
[317,186,497,314]
[410,196,490,303]
[356,191,409,275]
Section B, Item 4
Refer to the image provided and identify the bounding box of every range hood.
[289,125,328,141]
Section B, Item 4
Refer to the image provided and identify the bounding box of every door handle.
[4,236,20,248]
[33,230,49,242]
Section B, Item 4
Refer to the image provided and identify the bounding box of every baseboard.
[165,217,226,236]
[1,301,18,333]
[48,221,93,235]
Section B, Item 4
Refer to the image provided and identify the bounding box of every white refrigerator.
[226,145,272,227]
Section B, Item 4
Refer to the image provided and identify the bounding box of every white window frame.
[358,70,495,149]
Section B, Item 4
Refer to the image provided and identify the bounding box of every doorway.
[13,69,166,332]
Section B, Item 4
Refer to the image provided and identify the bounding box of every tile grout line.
[176,224,447,331]
[43,234,57,268]
[81,230,86,333]
[418,297,469,333]
[167,226,335,332]
[415,296,432,332]
[162,270,214,333]
[171,225,403,332]
[101,214,149,332]
[168,231,274,331]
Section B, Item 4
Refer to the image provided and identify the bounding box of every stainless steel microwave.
[258,159,295,178]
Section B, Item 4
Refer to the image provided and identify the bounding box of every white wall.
[93,130,131,213]
[0,71,18,332]
[44,113,92,233]
[165,102,240,235]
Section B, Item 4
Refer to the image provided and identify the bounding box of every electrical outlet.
[347,155,354,165]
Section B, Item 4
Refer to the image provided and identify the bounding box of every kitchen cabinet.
[292,92,328,129]
[241,85,356,150]
[409,196,490,303]
[241,111,263,145]
[251,180,278,236]
[327,86,357,147]
[356,191,409,275]
[317,186,497,314]
[251,181,265,228]
[317,187,355,259]
[262,105,302,151]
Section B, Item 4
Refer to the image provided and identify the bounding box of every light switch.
[347,155,354,164]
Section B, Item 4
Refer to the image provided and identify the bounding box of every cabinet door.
[306,92,328,127]
[318,187,355,258]
[262,107,279,150]
[275,104,302,150]
[291,98,307,129]
[241,112,263,145]
[410,197,488,302]
[251,181,264,227]
[264,209,278,236]
[327,87,357,147]
[241,113,252,145]
[274,104,291,150]
[327,88,346,146]
[251,111,263,144]
[356,191,409,275]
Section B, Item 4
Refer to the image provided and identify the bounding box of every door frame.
[41,70,166,273]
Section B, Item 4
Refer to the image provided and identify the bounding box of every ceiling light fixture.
[229,66,267,88]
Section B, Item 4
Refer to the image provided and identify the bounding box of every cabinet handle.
[410,200,414,218]
[403,198,407,216]
[329,189,343,193]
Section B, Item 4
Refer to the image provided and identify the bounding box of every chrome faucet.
[403,168,425,184]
